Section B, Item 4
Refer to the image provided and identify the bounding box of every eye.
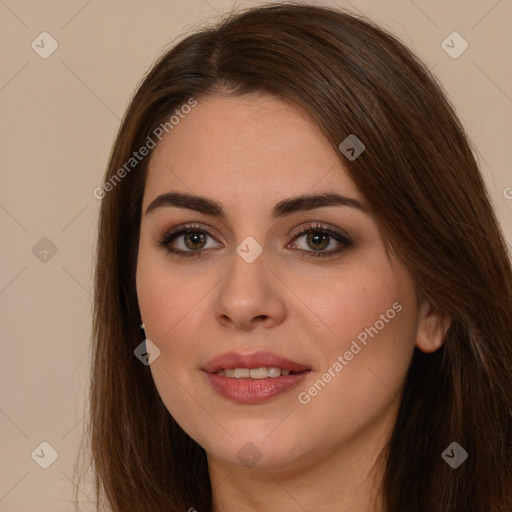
[157,223,221,260]
[288,222,354,258]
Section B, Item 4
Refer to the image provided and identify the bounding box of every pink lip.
[202,351,312,404]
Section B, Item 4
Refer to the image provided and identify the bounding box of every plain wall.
[0,0,511,510]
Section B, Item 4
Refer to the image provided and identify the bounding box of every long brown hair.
[79,3,512,511]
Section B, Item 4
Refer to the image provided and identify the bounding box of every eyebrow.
[145,191,371,219]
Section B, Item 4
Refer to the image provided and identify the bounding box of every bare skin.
[136,93,451,511]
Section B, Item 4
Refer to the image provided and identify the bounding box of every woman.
[81,3,512,511]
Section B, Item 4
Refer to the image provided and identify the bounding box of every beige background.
[0,0,511,510]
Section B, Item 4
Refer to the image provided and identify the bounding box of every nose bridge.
[214,234,287,329]
[224,235,268,298]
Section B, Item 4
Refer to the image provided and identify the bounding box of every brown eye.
[182,232,207,250]
[289,223,354,258]
[305,232,330,251]
[158,224,221,259]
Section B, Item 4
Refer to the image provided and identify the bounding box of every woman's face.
[136,93,446,474]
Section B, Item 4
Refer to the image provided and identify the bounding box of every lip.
[202,351,312,404]
[204,372,311,403]
[202,350,311,374]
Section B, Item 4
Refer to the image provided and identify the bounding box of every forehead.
[143,93,363,212]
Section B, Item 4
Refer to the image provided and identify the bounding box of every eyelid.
[156,223,220,247]
[289,221,351,241]
[158,221,349,241]
[286,222,354,257]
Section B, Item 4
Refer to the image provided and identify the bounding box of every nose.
[214,247,287,331]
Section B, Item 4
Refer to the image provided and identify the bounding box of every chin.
[207,437,304,471]
[196,419,309,469]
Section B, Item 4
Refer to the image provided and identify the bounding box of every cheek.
[136,246,209,339]
[297,257,417,350]
[137,274,207,389]
[136,253,211,439]
[136,248,212,393]
[299,261,418,408]
[293,306,416,453]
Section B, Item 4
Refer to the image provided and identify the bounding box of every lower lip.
[203,371,311,404]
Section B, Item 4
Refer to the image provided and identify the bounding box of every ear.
[415,296,452,353]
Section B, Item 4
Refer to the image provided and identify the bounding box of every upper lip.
[202,351,311,374]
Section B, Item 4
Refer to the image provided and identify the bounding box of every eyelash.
[156,222,354,260]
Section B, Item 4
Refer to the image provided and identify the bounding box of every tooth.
[249,367,268,379]
[267,367,281,377]
[234,368,250,378]
[281,369,291,376]
[224,369,235,378]
[217,369,225,376]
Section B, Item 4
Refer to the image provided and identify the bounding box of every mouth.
[215,367,296,378]
[202,351,312,404]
